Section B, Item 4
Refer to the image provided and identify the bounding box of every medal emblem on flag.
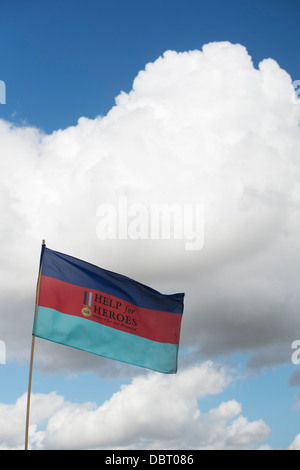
[82,291,92,316]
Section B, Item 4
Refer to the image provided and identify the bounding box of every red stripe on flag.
[38,275,182,345]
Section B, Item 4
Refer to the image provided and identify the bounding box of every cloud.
[0,41,300,376]
[0,391,63,450]
[288,433,300,450]
[0,362,272,450]
[293,392,300,409]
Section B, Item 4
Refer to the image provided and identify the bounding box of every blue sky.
[0,0,300,450]
[2,0,300,132]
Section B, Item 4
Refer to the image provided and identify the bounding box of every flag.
[33,246,185,374]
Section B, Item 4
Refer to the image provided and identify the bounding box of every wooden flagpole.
[25,239,45,451]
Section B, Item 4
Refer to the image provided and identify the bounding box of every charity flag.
[33,245,185,374]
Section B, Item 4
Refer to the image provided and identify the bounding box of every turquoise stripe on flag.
[34,306,179,374]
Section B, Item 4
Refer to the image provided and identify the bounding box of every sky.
[0,0,300,450]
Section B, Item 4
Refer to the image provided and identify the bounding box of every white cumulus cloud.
[0,41,299,377]
[0,362,273,450]
[288,433,300,450]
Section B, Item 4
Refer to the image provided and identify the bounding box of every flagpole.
[25,239,45,451]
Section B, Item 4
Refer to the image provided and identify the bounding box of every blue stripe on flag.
[41,248,184,313]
